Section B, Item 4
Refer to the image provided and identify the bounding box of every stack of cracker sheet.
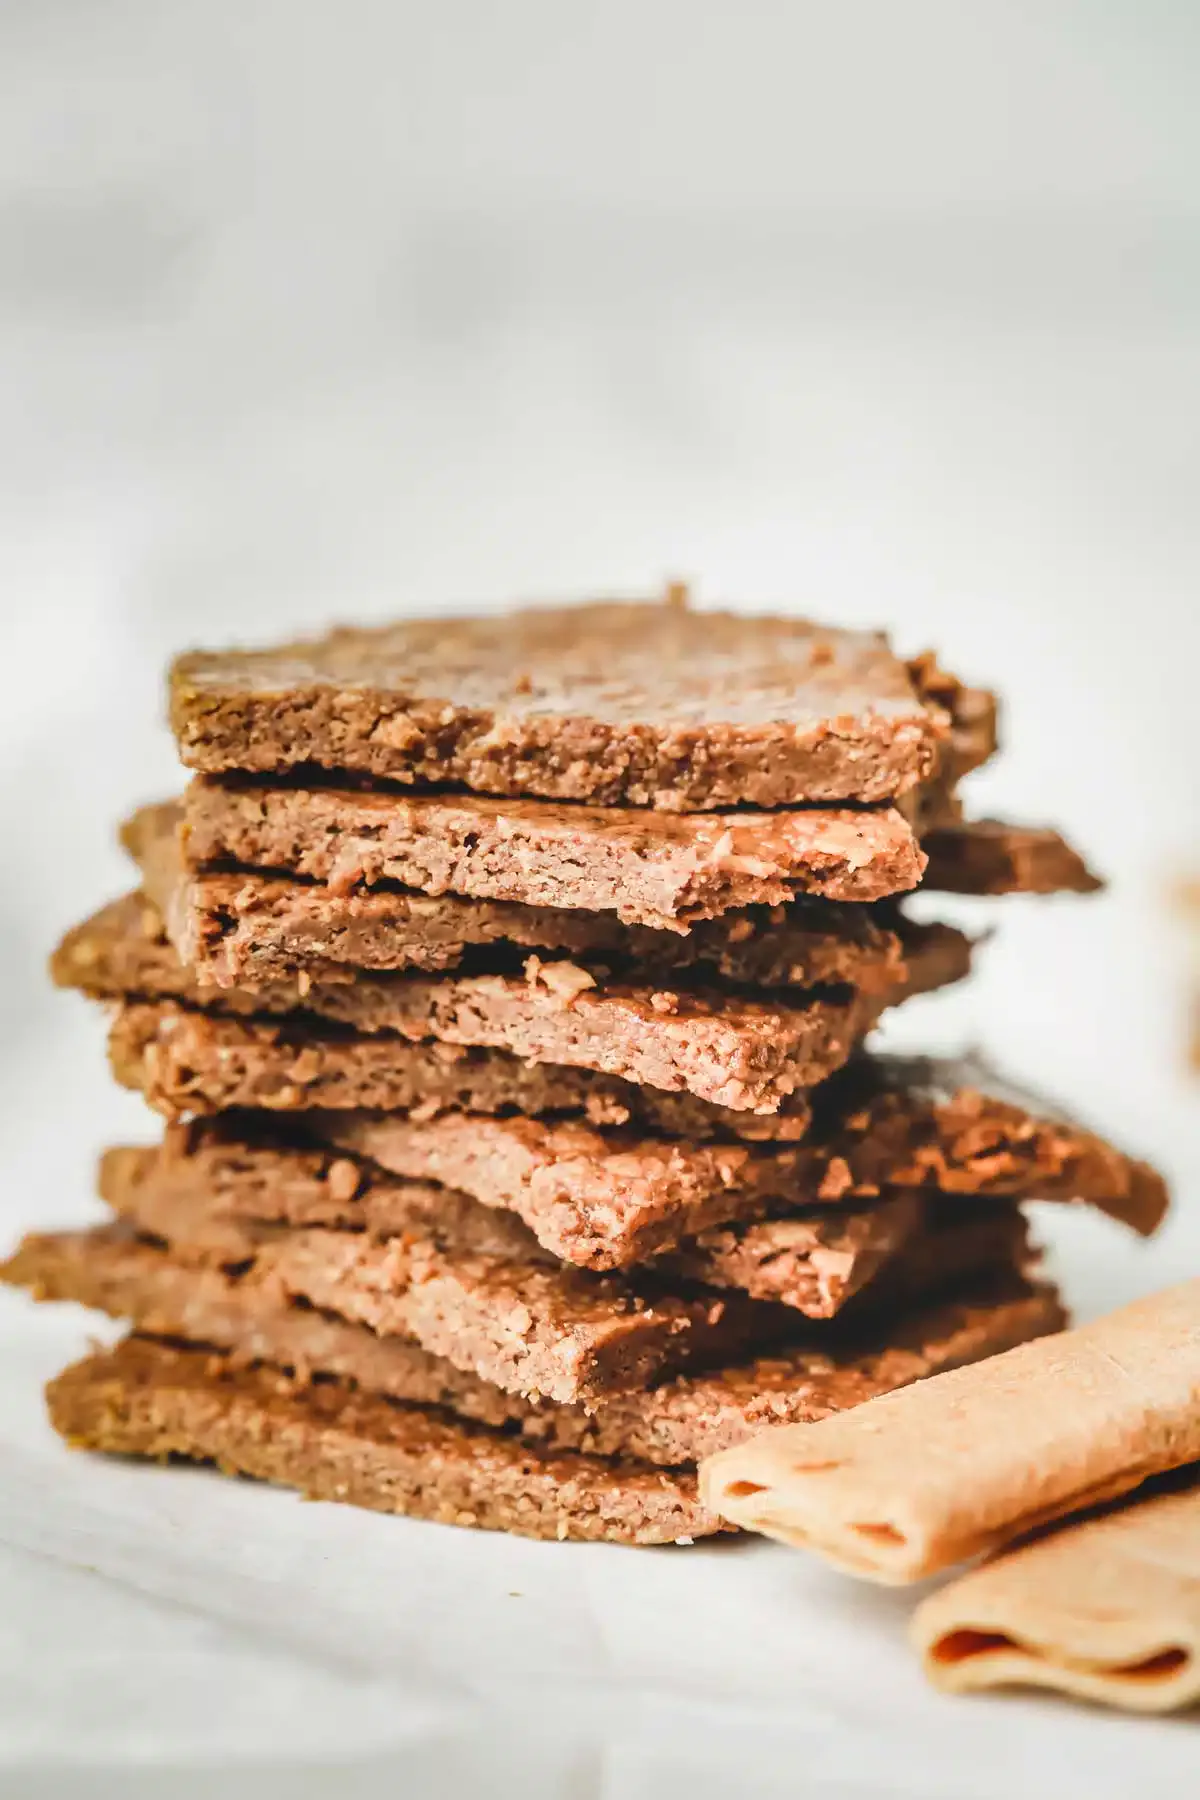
[5,599,1168,1544]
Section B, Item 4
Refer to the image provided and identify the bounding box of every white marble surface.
[1,4,1198,1795]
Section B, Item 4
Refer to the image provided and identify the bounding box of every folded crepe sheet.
[912,1474,1200,1713]
[700,1279,1200,1582]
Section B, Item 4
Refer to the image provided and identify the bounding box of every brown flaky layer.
[182,778,927,926]
[97,917,969,1123]
[702,1279,1200,1582]
[71,910,931,1128]
[176,787,1091,947]
[127,977,883,1118]
[122,801,914,990]
[65,886,970,1114]
[305,1046,1166,1267]
[675,1198,926,1316]
[69,892,1159,1225]
[672,1198,1030,1317]
[96,1125,1029,1322]
[804,1053,1168,1235]
[912,1474,1200,1712]
[8,1228,1065,1466]
[98,1125,562,1263]
[107,1002,812,1142]
[58,884,899,1008]
[922,820,1102,896]
[303,1109,867,1268]
[97,1147,797,1405]
[169,600,951,810]
[307,1109,1027,1274]
[46,1335,724,1545]
[105,1027,1161,1269]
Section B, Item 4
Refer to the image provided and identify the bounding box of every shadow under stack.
[5,599,1168,1543]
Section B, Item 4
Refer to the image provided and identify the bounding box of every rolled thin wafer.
[700,1279,1200,1582]
[912,1475,1200,1713]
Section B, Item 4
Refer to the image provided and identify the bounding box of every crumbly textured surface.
[105,1035,1158,1269]
[62,879,911,999]
[8,1229,1063,1466]
[110,969,887,1115]
[97,1148,796,1405]
[308,1109,856,1268]
[10,1227,540,1432]
[46,1334,724,1545]
[305,1044,1166,1266]
[266,1197,1016,1332]
[99,1128,555,1262]
[190,877,916,994]
[667,1197,918,1313]
[182,778,927,925]
[98,912,971,1123]
[197,1226,786,1405]
[63,890,971,1117]
[702,1279,1200,1581]
[123,802,914,990]
[303,1109,1018,1275]
[96,1124,1025,1320]
[805,1052,1169,1235]
[169,600,950,810]
[905,651,998,784]
[107,1001,817,1141]
[922,820,1103,895]
[912,1474,1200,1713]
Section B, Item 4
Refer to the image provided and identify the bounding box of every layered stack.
[5,600,1168,1545]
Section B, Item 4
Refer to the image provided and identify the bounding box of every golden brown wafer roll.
[700,1279,1200,1582]
[912,1474,1200,1712]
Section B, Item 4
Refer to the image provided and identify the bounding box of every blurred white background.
[0,5,1198,1793]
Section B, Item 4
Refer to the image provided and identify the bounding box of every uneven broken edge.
[84,967,1166,1248]
[104,980,890,1117]
[805,1053,1169,1236]
[307,1076,1166,1269]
